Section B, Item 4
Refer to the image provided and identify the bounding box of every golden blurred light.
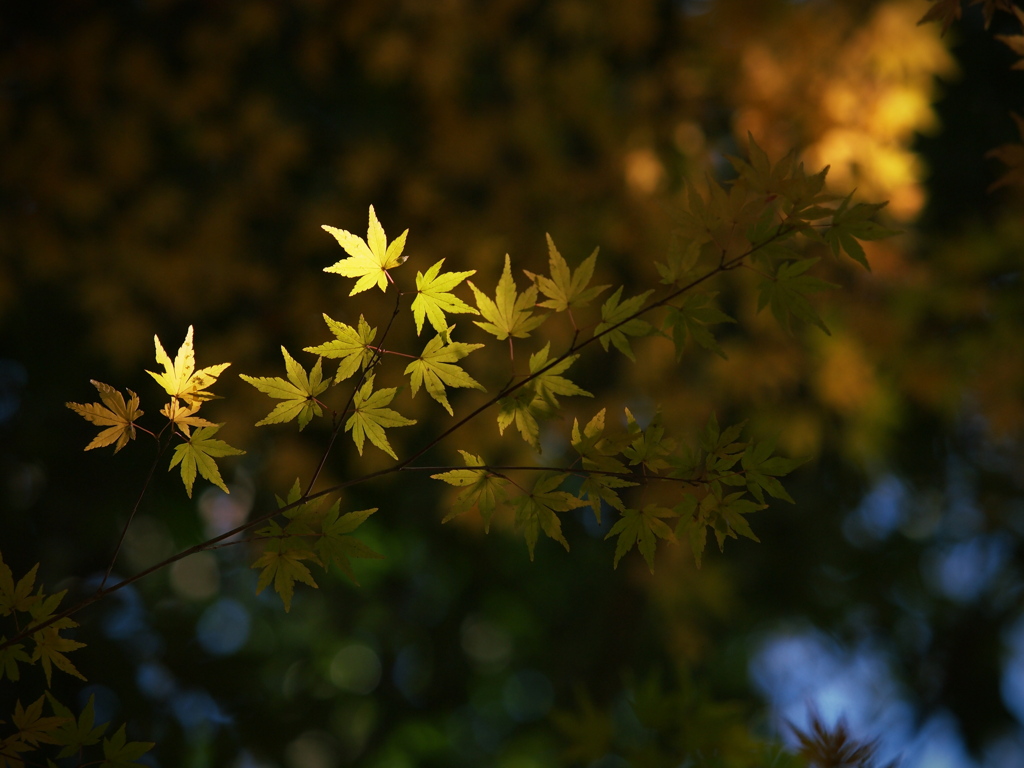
[624,147,664,194]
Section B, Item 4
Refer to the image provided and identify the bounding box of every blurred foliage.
[2,0,1024,766]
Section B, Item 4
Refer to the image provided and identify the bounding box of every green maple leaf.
[411,259,478,341]
[0,554,40,616]
[523,235,609,314]
[824,193,899,269]
[240,346,329,430]
[512,474,586,560]
[741,438,807,504]
[101,724,154,768]
[404,331,484,415]
[0,638,30,681]
[252,533,319,612]
[622,408,674,473]
[28,590,84,685]
[605,504,678,572]
[345,374,416,459]
[66,381,143,453]
[496,386,541,450]
[48,694,107,759]
[593,286,654,360]
[757,258,837,334]
[29,597,86,686]
[317,503,384,583]
[571,410,635,521]
[322,205,409,295]
[306,313,378,383]
[168,424,245,498]
[146,325,230,406]
[12,696,66,748]
[432,450,507,530]
[665,293,735,359]
[468,254,546,343]
[529,343,592,408]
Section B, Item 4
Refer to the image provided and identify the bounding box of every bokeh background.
[2,0,1024,766]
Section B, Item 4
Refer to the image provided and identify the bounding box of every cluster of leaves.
[551,671,803,768]
[0,554,152,767]
[60,140,893,614]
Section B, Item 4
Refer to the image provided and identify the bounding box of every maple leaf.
[529,343,593,409]
[345,374,416,459]
[29,592,86,685]
[571,409,635,521]
[432,450,507,530]
[593,286,654,360]
[511,473,586,560]
[66,380,143,453]
[0,638,30,682]
[159,399,216,438]
[0,555,40,616]
[757,258,837,334]
[824,194,899,270]
[411,259,478,341]
[496,386,542,450]
[240,347,329,430]
[252,528,319,612]
[917,0,963,32]
[101,724,154,768]
[11,696,66,748]
[322,205,409,295]
[605,504,678,572]
[665,292,735,359]
[306,313,378,382]
[741,438,807,504]
[468,254,547,344]
[316,503,384,583]
[623,408,675,473]
[524,235,609,315]
[168,424,245,498]
[48,694,107,759]
[404,331,485,415]
[146,326,230,406]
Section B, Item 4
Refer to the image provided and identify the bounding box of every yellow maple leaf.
[146,326,230,406]
[322,205,409,295]
[66,381,143,452]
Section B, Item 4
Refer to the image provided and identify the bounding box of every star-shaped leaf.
[757,258,837,334]
[511,473,586,560]
[240,347,329,430]
[322,205,409,295]
[101,724,154,768]
[317,503,384,583]
[252,530,319,612]
[432,450,508,531]
[48,694,108,759]
[404,331,485,414]
[411,259,478,341]
[0,554,40,616]
[524,235,609,314]
[11,696,66,748]
[306,314,378,382]
[824,194,899,270]
[529,343,593,408]
[168,424,245,498]
[29,592,85,686]
[593,287,654,360]
[345,374,416,459]
[605,504,678,572]
[469,254,546,344]
[66,381,142,453]
[146,326,230,406]
[159,399,216,438]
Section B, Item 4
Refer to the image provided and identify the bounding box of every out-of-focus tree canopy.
[2,0,1024,766]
